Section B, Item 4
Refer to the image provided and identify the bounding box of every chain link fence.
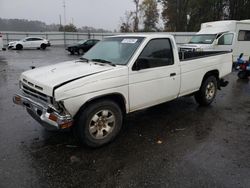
[1,31,196,46]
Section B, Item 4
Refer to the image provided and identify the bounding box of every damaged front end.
[13,81,73,130]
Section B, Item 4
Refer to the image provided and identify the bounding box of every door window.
[218,33,234,45]
[25,38,33,41]
[32,38,42,41]
[133,38,174,70]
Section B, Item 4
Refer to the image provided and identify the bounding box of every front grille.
[23,79,43,91]
[21,83,51,103]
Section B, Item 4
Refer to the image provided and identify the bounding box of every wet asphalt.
[0,47,249,188]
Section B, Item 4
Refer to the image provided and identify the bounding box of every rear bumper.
[13,94,73,130]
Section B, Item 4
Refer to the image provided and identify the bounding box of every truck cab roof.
[108,33,175,40]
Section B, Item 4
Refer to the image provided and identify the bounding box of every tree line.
[0,18,111,33]
[120,0,250,32]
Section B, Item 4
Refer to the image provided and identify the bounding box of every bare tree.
[141,0,159,31]
[133,0,140,32]
[120,11,134,32]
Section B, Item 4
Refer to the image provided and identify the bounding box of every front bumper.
[66,47,74,52]
[13,94,73,130]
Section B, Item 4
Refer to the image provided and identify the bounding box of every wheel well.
[74,93,127,120]
[16,44,23,49]
[202,70,219,86]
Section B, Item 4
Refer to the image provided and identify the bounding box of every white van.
[179,20,250,62]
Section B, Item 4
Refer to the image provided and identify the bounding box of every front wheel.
[78,48,84,55]
[195,76,217,106]
[16,44,23,50]
[75,100,123,148]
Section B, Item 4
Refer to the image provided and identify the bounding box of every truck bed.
[179,51,231,61]
[178,51,233,97]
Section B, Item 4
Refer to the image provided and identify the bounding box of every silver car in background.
[8,37,50,50]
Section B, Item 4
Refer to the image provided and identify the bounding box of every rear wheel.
[75,100,123,148]
[195,76,217,106]
[78,48,84,55]
[16,44,23,50]
[40,43,47,50]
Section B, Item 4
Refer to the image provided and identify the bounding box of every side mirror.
[132,58,149,71]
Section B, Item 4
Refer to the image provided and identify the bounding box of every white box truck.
[179,20,250,62]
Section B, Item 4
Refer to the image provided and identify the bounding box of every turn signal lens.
[60,122,73,129]
[49,114,58,122]
[13,96,22,105]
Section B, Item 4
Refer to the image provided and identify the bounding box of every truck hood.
[20,60,116,96]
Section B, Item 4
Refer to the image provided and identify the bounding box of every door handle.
[170,73,176,77]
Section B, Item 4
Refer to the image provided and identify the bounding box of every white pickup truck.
[13,34,232,147]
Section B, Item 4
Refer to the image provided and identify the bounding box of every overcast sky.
[0,0,136,31]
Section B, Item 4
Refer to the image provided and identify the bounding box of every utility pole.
[63,0,67,25]
[63,0,66,46]
[59,14,62,26]
[134,0,139,32]
[59,14,62,31]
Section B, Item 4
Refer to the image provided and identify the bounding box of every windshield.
[83,37,144,65]
[189,34,217,44]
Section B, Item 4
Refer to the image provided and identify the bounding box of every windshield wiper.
[91,59,116,67]
[76,57,89,63]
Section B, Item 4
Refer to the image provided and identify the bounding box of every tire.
[194,76,217,106]
[40,43,47,50]
[70,50,74,55]
[78,48,84,55]
[16,44,23,50]
[237,71,248,79]
[75,100,123,148]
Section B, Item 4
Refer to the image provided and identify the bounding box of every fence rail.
[1,31,196,46]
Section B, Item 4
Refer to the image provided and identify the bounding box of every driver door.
[22,38,33,48]
[128,38,180,112]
